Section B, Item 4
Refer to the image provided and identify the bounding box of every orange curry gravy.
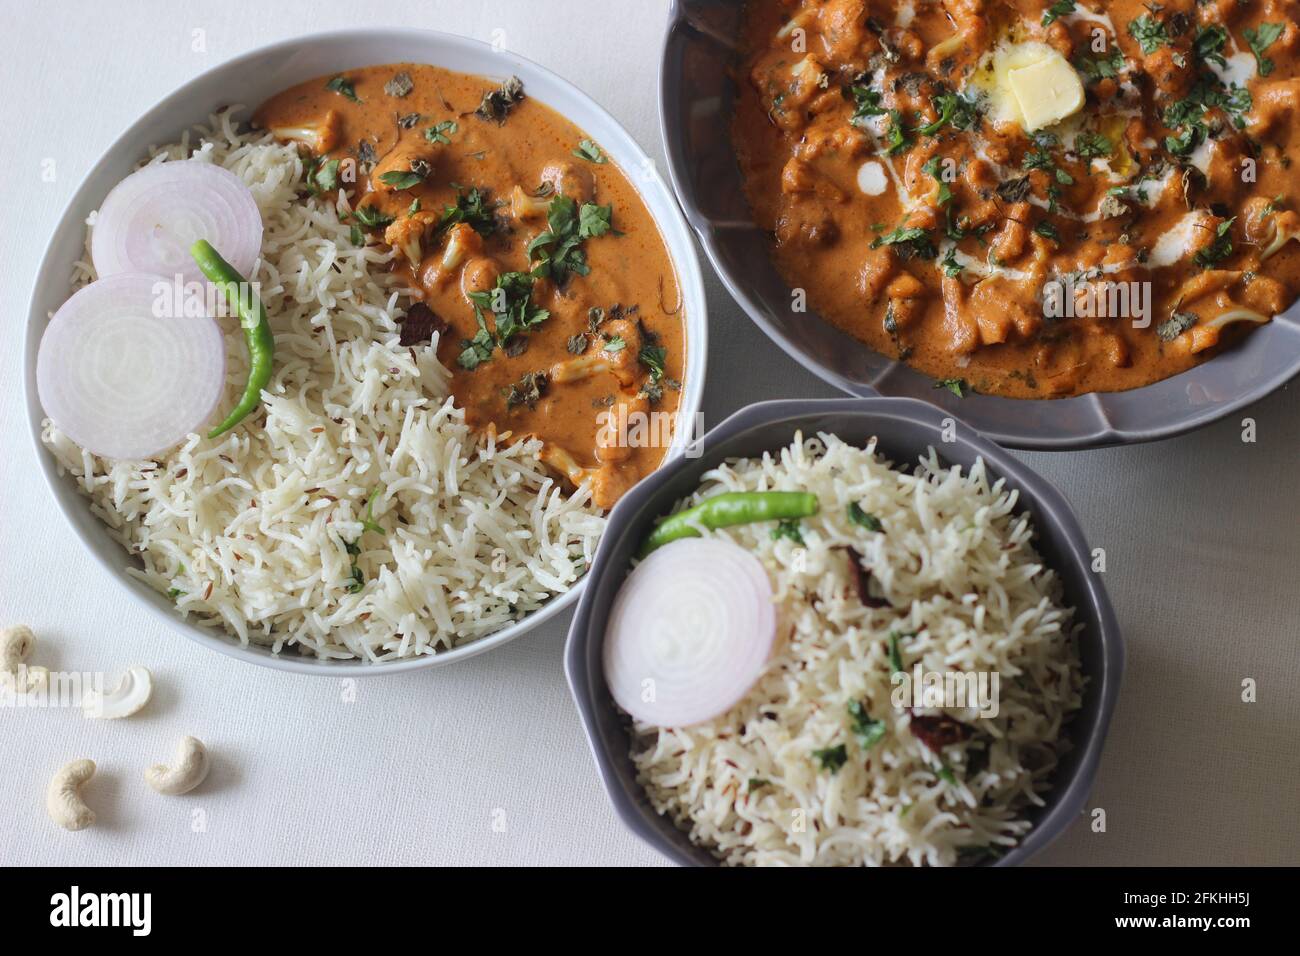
[734,0,1300,397]
[255,64,684,506]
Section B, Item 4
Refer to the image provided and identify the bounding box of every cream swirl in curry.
[735,0,1300,397]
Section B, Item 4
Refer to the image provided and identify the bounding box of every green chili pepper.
[190,239,275,439]
[638,491,820,557]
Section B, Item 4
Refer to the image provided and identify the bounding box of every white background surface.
[2,0,1297,867]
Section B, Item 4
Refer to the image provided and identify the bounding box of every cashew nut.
[47,759,97,831]
[1,624,47,692]
[144,736,210,795]
[82,665,153,719]
[0,624,33,670]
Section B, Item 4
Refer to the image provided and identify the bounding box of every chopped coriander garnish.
[384,71,414,98]
[812,744,848,773]
[1193,24,1229,68]
[1074,132,1112,159]
[771,519,806,546]
[922,156,954,205]
[1034,220,1060,242]
[1245,22,1284,77]
[573,139,608,163]
[848,701,887,750]
[885,109,911,155]
[304,157,340,195]
[934,377,968,397]
[504,370,549,410]
[352,205,394,230]
[870,225,938,261]
[1156,311,1198,342]
[378,167,427,190]
[940,246,963,277]
[360,485,385,536]
[527,195,614,284]
[1128,14,1170,55]
[847,81,887,127]
[847,502,883,531]
[476,75,525,123]
[325,75,361,103]
[1042,1,1075,26]
[1074,48,1125,84]
[424,119,458,144]
[437,186,499,238]
[639,344,667,380]
[916,91,979,136]
[1193,217,1235,268]
[888,631,906,674]
[602,335,627,354]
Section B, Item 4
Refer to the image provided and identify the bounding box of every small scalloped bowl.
[24,29,707,676]
[565,397,1123,866]
[658,0,1300,449]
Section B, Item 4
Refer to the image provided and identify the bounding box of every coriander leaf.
[639,344,667,380]
[1193,216,1235,268]
[437,187,499,237]
[888,631,906,674]
[1128,15,1170,55]
[384,71,414,98]
[870,225,938,261]
[476,75,525,123]
[885,109,911,155]
[1075,132,1112,159]
[847,502,883,531]
[812,744,848,773]
[325,75,361,103]
[424,119,458,144]
[848,700,887,749]
[847,81,887,127]
[1042,1,1075,27]
[304,157,340,195]
[1156,310,1197,341]
[1194,24,1229,68]
[934,377,968,397]
[771,519,805,546]
[573,139,608,163]
[1245,22,1284,77]
[353,204,394,229]
[379,168,426,190]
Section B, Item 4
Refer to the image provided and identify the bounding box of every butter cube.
[1007,54,1085,132]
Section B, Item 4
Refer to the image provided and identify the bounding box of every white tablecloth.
[2,0,1297,867]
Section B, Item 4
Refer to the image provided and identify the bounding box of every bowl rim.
[656,0,1300,451]
[565,395,1125,866]
[24,27,709,677]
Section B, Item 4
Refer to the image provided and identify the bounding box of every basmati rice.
[628,432,1084,865]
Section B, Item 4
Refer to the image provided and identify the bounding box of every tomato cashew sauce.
[734,0,1300,397]
[255,63,685,507]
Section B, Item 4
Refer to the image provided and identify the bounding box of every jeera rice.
[41,109,605,661]
[628,433,1084,865]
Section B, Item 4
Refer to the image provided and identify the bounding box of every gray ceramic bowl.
[658,0,1300,449]
[565,397,1123,865]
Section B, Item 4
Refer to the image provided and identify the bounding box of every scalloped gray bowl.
[24,29,708,676]
[659,0,1300,449]
[565,397,1123,866]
